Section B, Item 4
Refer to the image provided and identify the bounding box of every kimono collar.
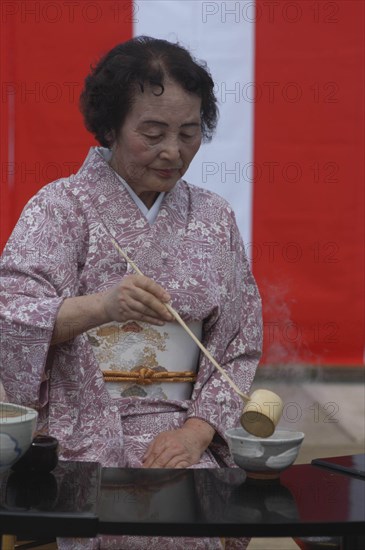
[95,147,165,225]
[72,147,191,246]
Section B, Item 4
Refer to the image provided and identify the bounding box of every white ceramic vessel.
[0,402,38,473]
[225,427,305,479]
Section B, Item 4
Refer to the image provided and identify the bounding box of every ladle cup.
[240,389,283,438]
[111,239,284,438]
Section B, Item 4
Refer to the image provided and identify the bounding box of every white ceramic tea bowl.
[225,427,305,479]
[0,402,38,473]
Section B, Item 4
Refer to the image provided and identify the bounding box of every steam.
[258,279,320,381]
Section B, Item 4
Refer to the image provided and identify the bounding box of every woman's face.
[109,79,202,208]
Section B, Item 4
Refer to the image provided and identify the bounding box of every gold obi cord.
[103,368,197,385]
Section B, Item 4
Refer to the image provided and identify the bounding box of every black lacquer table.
[0,456,364,547]
[0,461,100,539]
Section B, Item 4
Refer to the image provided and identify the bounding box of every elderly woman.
[0,37,262,549]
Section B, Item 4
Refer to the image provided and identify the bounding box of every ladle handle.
[111,239,250,402]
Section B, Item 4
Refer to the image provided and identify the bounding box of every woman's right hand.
[101,274,173,326]
[51,274,173,345]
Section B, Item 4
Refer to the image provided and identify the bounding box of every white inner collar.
[96,147,165,224]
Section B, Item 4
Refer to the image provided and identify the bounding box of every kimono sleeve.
[187,207,263,442]
[0,181,88,408]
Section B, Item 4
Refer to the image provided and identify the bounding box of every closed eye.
[180,133,196,140]
[143,134,163,140]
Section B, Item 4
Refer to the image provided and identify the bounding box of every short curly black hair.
[79,36,218,148]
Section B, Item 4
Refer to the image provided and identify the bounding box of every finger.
[126,297,166,320]
[146,454,192,469]
[136,294,173,321]
[156,455,191,469]
[129,301,172,326]
[171,459,191,469]
[116,282,171,320]
[136,314,166,326]
[141,443,163,467]
[143,446,183,468]
[133,275,171,303]
[127,286,173,321]
[142,450,170,468]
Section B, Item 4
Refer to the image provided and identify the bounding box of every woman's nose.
[159,139,181,162]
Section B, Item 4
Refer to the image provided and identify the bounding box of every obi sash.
[87,320,202,400]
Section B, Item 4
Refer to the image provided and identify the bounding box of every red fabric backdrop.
[1,0,132,243]
[1,1,364,366]
[252,0,364,366]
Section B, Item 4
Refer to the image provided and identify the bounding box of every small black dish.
[6,471,58,510]
[11,435,59,474]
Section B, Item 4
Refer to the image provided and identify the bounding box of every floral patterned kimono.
[0,147,262,549]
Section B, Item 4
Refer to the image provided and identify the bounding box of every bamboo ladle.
[111,239,283,438]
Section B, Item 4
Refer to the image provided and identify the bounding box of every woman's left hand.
[142,418,215,468]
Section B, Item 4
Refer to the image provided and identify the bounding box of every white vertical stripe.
[134,0,255,244]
